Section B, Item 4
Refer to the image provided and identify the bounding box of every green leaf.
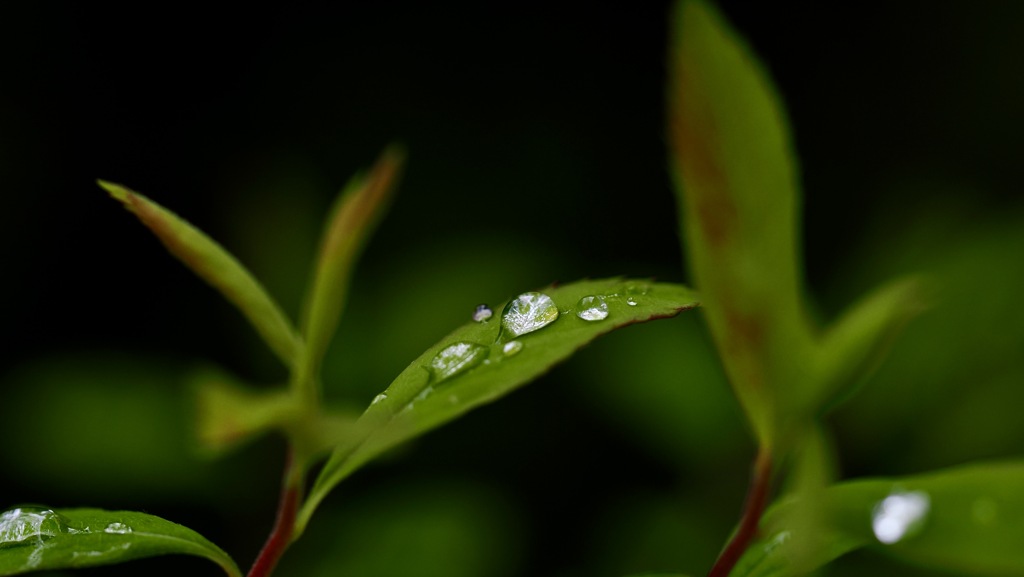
[733,461,1024,577]
[100,180,302,370]
[0,507,241,576]
[190,366,363,460]
[667,0,814,450]
[810,276,928,414]
[297,146,405,392]
[296,278,699,532]
[190,366,299,456]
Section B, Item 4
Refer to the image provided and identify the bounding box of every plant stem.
[708,449,773,577]
[247,449,303,577]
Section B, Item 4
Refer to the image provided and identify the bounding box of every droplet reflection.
[872,490,930,544]
[499,292,559,340]
[575,295,609,321]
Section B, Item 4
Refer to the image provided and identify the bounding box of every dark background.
[2,2,1023,576]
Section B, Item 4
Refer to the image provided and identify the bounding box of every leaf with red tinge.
[296,146,405,389]
[100,180,302,370]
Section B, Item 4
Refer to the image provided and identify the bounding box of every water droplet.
[575,295,609,321]
[103,522,132,535]
[626,296,638,307]
[499,292,559,340]
[502,340,523,356]
[872,490,930,544]
[371,393,388,405]
[0,507,67,547]
[430,342,489,381]
[472,304,493,323]
[625,283,650,296]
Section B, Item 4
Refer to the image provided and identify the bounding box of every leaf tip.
[97,179,131,203]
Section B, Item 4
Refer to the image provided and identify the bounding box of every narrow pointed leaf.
[0,507,241,576]
[100,180,302,369]
[297,278,699,532]
[298,146,405,387]
[811,276,927,413]
[732,461,1024,577]
[668,0,814,449]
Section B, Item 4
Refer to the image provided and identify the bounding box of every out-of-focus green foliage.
[736,461,1024,577]
[668,0,923,457]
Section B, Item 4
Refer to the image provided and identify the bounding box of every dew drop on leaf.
[626,297,638,306]
[371,393,388,405]
[502,340,523,357]
[0,507,68,547]
[499,292,559,340]
[575,295,609,321]
[430,342,489,381]
[625,283,650,296]
[472,304,493,323]
[872,490,930,544]
[103,522,133,535]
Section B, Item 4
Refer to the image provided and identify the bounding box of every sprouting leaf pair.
[101,146,405,468]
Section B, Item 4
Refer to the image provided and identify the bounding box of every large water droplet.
[472,304,493,323]
[872,490,930,544]
[575,295,609,321]
[430,342,489,381]
[0,507,67,547]
[103,522,132,535]
[502,340,523,357]
[500,292,559,340]
[625,297,638,307]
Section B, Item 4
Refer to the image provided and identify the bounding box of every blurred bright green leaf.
[297,278,699,532]
[0,507,240,577]
[668,0,925,454]
[100,180,302,370]
[668,0,814,450]
[297,146,405,392]
[734,461,1024,576]
[811,276,927,414]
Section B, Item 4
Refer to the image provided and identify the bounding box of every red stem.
[247,451,302,577]
[708,449,773,577]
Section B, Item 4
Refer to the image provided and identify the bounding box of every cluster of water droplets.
[404,284,654,410]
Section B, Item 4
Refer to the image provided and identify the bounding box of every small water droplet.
[575,295,609,321]
[430,342,489,381]
[503,340,523,356]
[625,283,650,296]
[499,292,559,340]
[0,507,67,547]
[872,490,930,544]
[472,304,493,323]
[371,393,388,405]
[626,296,638,307]
[103,522,132,535]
